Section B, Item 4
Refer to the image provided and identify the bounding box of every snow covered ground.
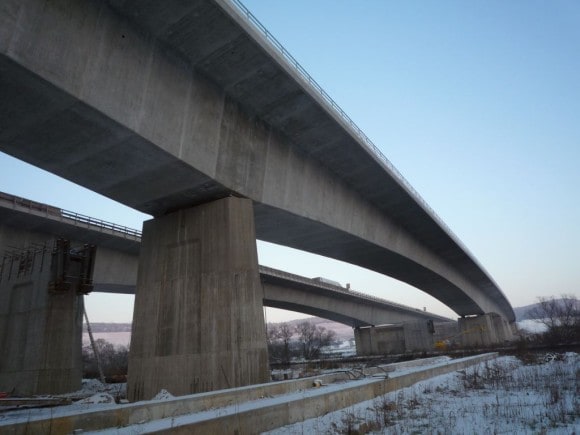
[265,352,579,434]
[517,320,549,334]
[1,353,577,434]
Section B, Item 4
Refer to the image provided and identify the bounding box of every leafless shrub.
[526,295,580,344]
[328,354,578,434]
[333,410,377,435]
[549,385,561,405]
[516,352,543,365]
[82,339,128,380]
[370,392,409,429]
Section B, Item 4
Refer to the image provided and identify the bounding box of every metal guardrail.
[228,0,478,262]
[0,192,141,239]
[259,265,449,319]
[60,210,142,238]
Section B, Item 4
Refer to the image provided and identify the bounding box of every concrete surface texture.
[0,0,514,322]
[127,197,269,401]
[0,246,83,395]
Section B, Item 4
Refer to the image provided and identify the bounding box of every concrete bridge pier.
[458,313,514,347]
[0,241,88,395]
[127,197,269,402]
[355,325,405,355]
[354,320,460,355]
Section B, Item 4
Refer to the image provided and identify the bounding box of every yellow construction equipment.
[434,325,485,350]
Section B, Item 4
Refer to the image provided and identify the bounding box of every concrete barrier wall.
[138,353,499,434]
[0,353,497,434]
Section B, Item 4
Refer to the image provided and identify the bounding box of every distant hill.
[514,298,579,321]
[83,323,132,333]
[513,304,539,321]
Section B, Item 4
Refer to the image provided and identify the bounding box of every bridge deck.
[0,191,451,326]
[0,0,514,321]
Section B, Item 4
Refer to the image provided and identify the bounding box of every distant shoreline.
[82,331,131,347]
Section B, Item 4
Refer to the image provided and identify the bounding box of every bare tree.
[266,322,296,363]
[279,322,294,363]
[295,321,337,359]
[267,323,280,346]
[314,326,336,359]
[82,339,129,380]
[295,321,317,359]
[266,323,281,362]
[526,295,580,343]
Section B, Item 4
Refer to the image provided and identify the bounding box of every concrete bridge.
[0,192,458,395]
[0,0,514,400]
[0,191,452,329]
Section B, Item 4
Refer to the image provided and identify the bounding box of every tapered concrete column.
[127,197,269,401]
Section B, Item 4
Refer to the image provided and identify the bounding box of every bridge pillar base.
[354,325,406,355]
[355,321,459,355]
[459,313,514,347]
[127,197,269,401]
[0,245,84,395]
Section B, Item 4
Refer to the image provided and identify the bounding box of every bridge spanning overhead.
[260,267,452,327]
[0,0,514,399]
[0,192,451,328]
[0,0,513,323]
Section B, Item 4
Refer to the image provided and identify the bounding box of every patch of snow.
[76,393,115,405]
[56,379,126,401]
[152,389,174,400]
[517,319,548,334]
[266,353,580,434]
[2,353,577,434]
[81,379,106,394]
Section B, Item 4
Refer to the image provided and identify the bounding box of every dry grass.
[329,353,579,434]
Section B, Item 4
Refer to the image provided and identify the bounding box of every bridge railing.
[59,210,142,238]
[228,0,470,256]
[0,191,141,239]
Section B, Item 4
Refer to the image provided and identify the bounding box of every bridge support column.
[127,197,269,401]
[354,325,406,355]
[403,320,435,352]
[0,242,86,395]
[458,313,513,347]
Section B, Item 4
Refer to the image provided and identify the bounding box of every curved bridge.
[93,266,453,328]
[0,192,451,328]
[260,266,451,327]
[0,0,514,322]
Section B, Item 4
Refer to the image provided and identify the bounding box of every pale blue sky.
[1,1,579,322]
